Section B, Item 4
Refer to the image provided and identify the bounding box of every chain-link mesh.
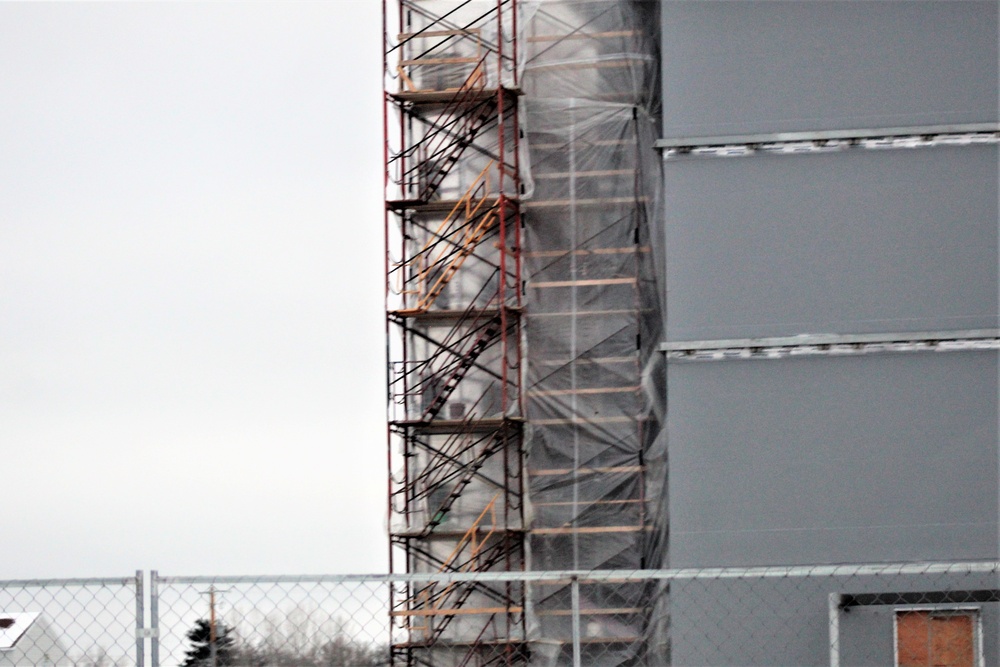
[3,564,999,666]
[661,562,1000,667]
[151,575,389,667]
[0,575,141,667]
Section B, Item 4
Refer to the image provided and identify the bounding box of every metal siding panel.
[664,146,999,341]
[661,1,999,137]
[667,352,1000,568]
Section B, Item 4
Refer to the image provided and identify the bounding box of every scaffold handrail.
[397,35,486,94]
[391,0,515,63]
[405,493,503,640]
[395,161,497,314]
[386,0,477,56]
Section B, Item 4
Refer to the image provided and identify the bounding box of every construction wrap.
[520,2,665,665]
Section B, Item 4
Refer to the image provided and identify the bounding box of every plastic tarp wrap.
[520,1,659,104]
[520,2,664,664]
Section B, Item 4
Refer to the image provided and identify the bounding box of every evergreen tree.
[181,619,237,667]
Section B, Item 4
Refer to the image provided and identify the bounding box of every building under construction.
[382,1,1000,665]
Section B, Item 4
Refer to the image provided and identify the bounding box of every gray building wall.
[660,1,1000,663]
[661,1,998,137]
[669,352,999,568]
[663,146,999,341]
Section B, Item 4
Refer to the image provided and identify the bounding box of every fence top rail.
[152,561,1000,586]
[0,576,140,588]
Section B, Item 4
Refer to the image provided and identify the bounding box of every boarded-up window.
[896,610,978,667]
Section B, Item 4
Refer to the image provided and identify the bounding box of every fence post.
[570,576,581,667]
[828,592,840,667]
[151,571,160,667]
[135,571,145,667]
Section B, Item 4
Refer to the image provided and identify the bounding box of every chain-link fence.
[2,563,999,666]
[658,561,1000,667]
[0,574,142,667]
[151,574,389,667]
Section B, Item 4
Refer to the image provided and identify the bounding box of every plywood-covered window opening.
[894,608,983,667]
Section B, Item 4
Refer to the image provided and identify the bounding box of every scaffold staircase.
[415,85,493,202]
[396,163,500,316]
[419,311,502,423]
[384,1,526,665]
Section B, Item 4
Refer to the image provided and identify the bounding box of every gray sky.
[0,2,387,578]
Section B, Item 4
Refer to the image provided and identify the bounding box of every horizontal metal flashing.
[840,589,1000,609]
[656,123,999,148]
[655,123,1000,157]
[661,329,1000,361]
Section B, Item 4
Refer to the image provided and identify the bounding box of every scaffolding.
[384,2,663,665]
[384,2,526,666]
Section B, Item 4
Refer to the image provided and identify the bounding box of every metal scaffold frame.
[382,2,526,665]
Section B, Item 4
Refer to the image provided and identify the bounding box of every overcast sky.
[0,1,386,578]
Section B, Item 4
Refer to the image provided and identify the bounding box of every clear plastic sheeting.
[520,1,660,108]
[520,2,664,665]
